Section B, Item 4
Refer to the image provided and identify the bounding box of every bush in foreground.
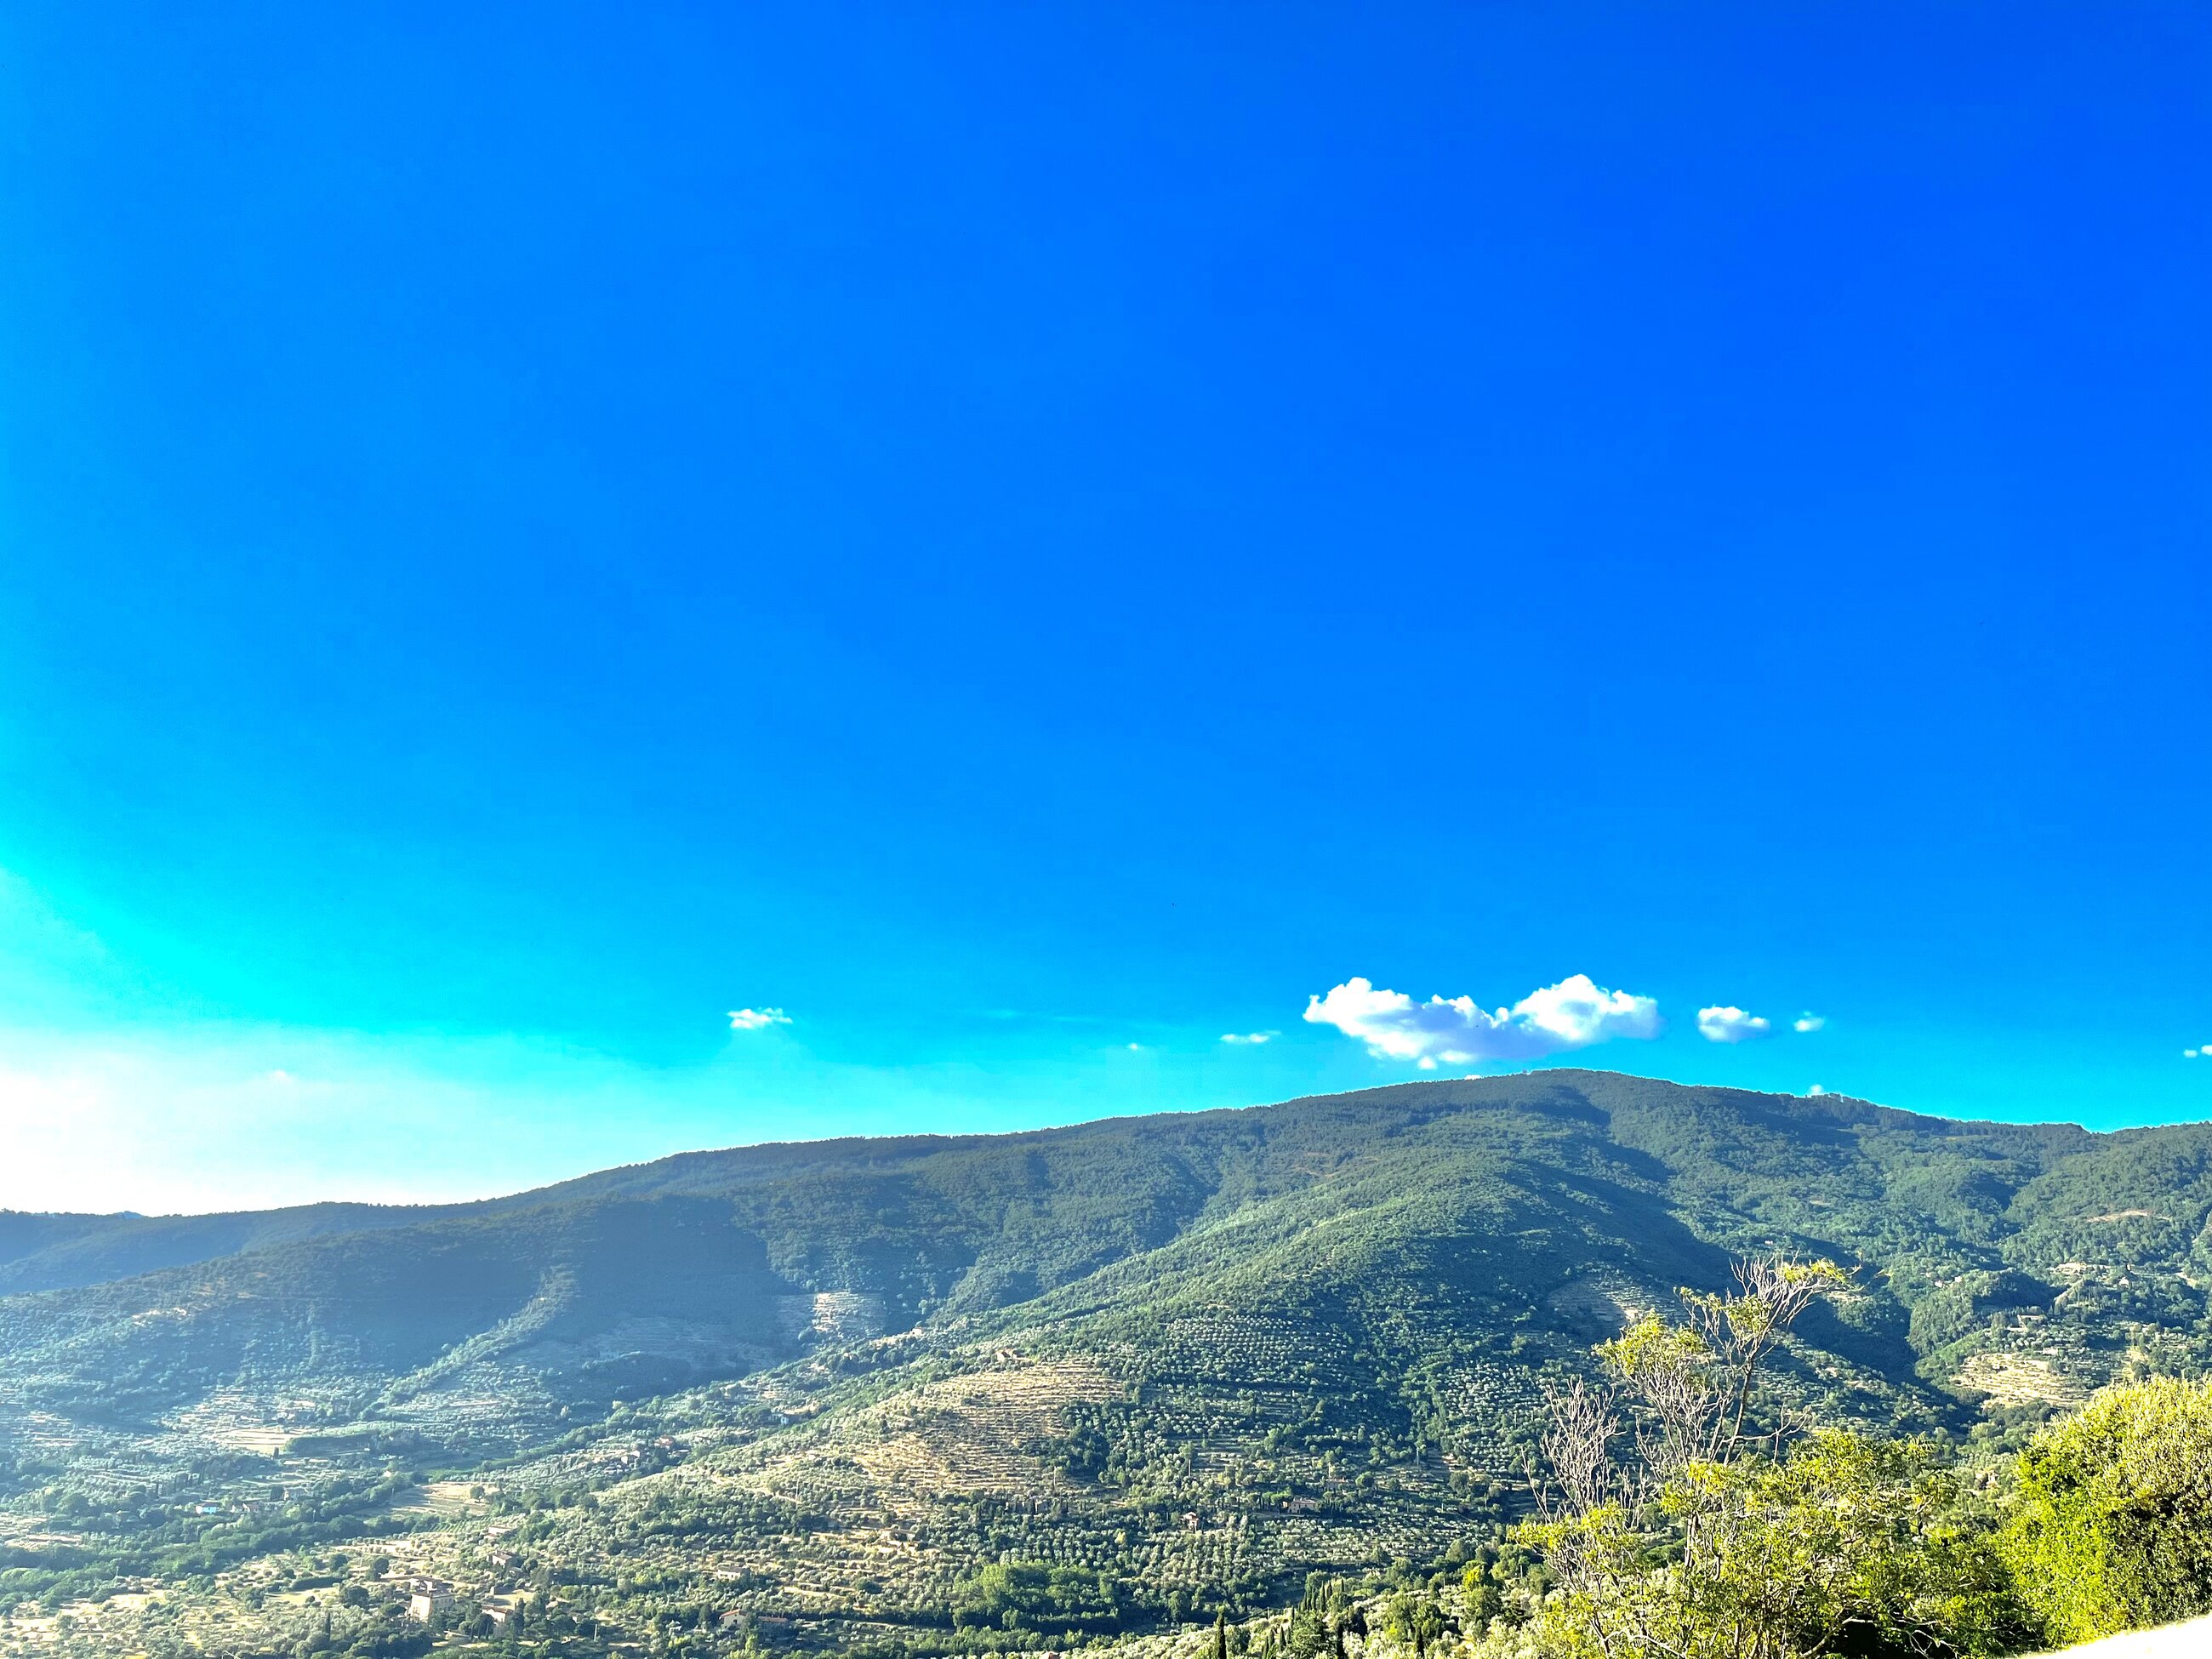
[1998,1373,2212,1645]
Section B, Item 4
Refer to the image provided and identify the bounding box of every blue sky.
[2,3,2208,1212]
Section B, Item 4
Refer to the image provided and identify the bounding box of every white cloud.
[1303,973,1662,1066]
[727,1007,792,1032]
[1697,1006,1775,1044]
[1793,1012,1826,1034]
[2188,1047,2205,1060]
[1220,1031,1276,1046]
[1807,1084,1827,1097]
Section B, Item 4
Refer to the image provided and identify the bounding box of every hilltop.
[5,1070,2211,1655]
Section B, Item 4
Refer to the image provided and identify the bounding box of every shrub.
[1998,1374,2212,1643]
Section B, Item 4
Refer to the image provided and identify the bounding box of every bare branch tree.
[1514,1256,1858,1659]
[1537,1376,1620,1518]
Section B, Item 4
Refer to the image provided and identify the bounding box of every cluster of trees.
[1495,1257,2212,1657]
[948,1562,1127,1633]
[0,1470,433,1613]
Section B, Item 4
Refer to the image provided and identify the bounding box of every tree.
[1382,1591,1445,1657]
[1998,1374,2212,1644]
[1502,1257,2032,1659]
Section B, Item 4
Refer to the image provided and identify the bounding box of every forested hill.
[7,1071,2212,1653]
[6,1072,2211,1434]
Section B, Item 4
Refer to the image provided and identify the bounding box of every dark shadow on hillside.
[1524,1165,1737,1291]
[1519,1081,1610,1128]
[1793,1294,1922,1382]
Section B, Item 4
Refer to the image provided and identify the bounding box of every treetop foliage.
[1505,1256,2212,1659]
[1998,1373,2212,1645]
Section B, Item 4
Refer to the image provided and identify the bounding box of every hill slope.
[5,1071,2211,1653]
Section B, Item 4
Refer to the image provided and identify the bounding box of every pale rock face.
[773,1290,886,1344]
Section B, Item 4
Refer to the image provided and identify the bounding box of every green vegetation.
[1998,1374,2212,1644]
[6,1073,2212,1656]
[949,1562,1126,1633]
[1502,1258,2034,1656]
[1485,1257,2212,1656]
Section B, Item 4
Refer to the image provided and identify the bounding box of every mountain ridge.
[7,1070,2212,1654]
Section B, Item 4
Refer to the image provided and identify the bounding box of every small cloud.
[1697,1006,1775,1044]
[1303,973,1662,1065]
[2188,1047,2206,1060]
[727,1007,792,1032]
[1793,1012,1826,1034]
[1126,1042,1145,1052]
[1220,1031,1277,1046]
[1807,1084,1827,1097]
[265,1069,296,1086]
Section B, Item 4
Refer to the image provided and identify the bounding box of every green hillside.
[4,1071,2210,1656]
[0,1201,493,1298]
